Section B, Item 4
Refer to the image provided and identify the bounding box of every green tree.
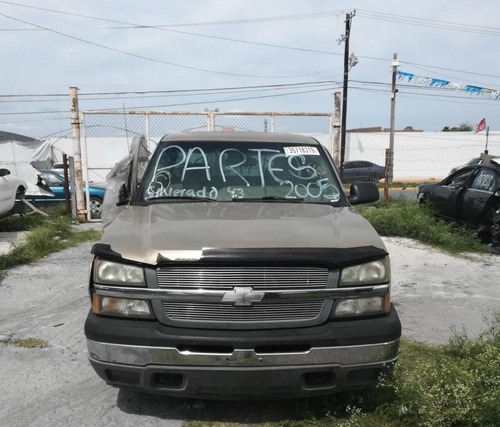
[442,122,473,132]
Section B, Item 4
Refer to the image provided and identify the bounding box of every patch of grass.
[1,336,48,348]
[184,316,500,427]
[0,204,67,232]
[0,204,101,273]
[356,197,487,254]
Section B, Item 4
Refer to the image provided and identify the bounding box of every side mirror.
[0,168,11,177]
[347,182,380,205]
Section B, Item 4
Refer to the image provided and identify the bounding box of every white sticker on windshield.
[284,146,320,156]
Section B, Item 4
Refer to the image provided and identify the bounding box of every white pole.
[70,86,86,221]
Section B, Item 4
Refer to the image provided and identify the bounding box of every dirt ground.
[1,232,499,426]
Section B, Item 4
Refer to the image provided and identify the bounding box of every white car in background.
[0,168,28,219]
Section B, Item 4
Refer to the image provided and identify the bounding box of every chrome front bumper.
[87,338,399,367]
[86,338,399,398]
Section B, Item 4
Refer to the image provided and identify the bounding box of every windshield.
[137,140,343,204]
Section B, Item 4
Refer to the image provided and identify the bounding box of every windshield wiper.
[232,196,304,203]
[146,195,216,202]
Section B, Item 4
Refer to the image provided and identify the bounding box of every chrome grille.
[156,266,330,326]
[163,301,325,322]
[157,267,329,289]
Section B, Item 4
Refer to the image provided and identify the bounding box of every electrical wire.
[0,12,338,79]
[0,1,347,27]
[357,9,500,36]
[0,80,340,102]
[0,85,342,115]
[2,3,500,82]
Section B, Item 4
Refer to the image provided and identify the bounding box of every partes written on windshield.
[141,142,341,203]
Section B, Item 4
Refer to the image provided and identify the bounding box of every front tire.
[369,172,381,182]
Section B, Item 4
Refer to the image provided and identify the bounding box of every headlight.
[94,259,145,286]
[340,257,390,286]
[333,295,390,318]
[93,295,154,319]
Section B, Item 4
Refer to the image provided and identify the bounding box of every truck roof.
[159,131,321,145]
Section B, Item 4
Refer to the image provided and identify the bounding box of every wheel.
[89,196,103,216]
[15,186,26,200]
[477,207,498,244]
[418,194,427,206]
[369,172,381,182]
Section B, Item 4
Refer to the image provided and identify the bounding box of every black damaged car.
[417,160,500,246]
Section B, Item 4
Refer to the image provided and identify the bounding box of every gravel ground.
[1,233,499,426]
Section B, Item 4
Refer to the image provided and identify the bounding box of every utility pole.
[339,10,356,176]
[388,53,400,184]
[333,92,341,168]
[70,86,86,222]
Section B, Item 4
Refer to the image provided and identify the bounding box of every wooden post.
[62,154,70,215]
[384,148,390,202]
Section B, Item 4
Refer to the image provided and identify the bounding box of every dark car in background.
[25,170,106,216]
[341,161,385,182]
[417,163,500,243]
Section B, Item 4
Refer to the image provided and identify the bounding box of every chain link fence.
[47,109,500,220]
[80,111,334,184]
[78,110,499,185]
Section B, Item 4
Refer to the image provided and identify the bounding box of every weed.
[1,336,48,348]
[357,197,487,254]
[0,204,101,273]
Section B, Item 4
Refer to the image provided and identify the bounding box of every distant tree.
[441,122,473,132]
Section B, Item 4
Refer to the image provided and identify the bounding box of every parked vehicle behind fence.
[85,131,401,399]
[24,170,106,216]
[341,160,385,182]
[0,168,27,219]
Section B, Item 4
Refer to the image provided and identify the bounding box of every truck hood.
[97,202,386,266]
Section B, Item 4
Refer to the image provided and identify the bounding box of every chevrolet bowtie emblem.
[221,287,265,306]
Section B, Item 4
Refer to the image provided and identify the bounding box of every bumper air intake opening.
[152,373,185,389]
[104,369,140,386]
[303,370,336,388]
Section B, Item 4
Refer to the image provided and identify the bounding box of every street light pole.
[388,53,400,184]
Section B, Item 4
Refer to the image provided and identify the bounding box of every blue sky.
[0,0,499,138]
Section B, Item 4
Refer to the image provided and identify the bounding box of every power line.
[0,12,335,79]
[357,9,500,36]
[0,85,342,116]
[0,80,340,101]
[2,3,500,83]
[81,87,342,112]
[0,1,346,27]
[0,2,346,57]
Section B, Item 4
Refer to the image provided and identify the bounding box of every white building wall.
[48,131,500,183]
